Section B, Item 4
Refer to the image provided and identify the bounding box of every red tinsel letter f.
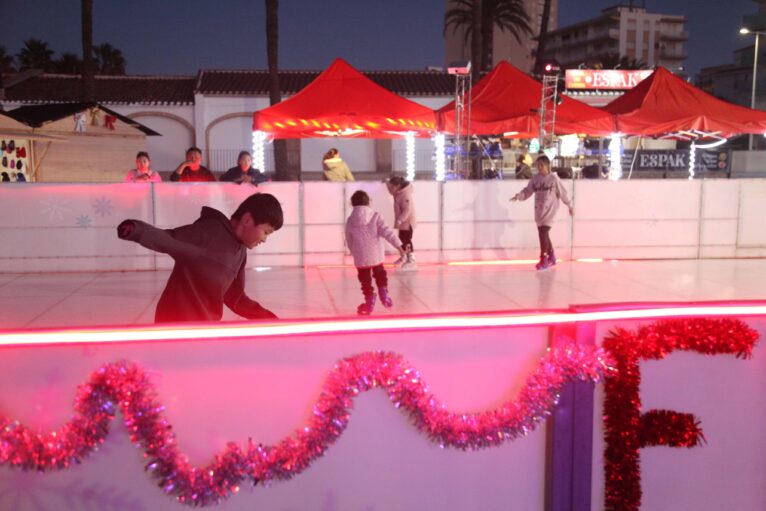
[602,317,758,511]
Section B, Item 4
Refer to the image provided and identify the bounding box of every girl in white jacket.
[386,176,417,270]
[345,190,405,315]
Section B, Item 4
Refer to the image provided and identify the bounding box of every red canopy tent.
[604,67,766,136]
[437,61,615,137]
[252,58,437,138]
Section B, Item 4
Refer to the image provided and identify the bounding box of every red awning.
[604,67,766,136]
[252,58,437,138]
[437,61,616,137]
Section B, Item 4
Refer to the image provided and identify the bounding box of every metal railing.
[392,149,437,174]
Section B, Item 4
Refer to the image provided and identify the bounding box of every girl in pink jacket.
[345,190,405,315]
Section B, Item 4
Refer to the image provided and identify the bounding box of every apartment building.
[541,4,687,72]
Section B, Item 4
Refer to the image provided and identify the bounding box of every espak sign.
[565,69,653,90]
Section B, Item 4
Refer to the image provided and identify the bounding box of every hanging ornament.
[104,114,117,131]
[89,107,101,126]
[74,112,87,133]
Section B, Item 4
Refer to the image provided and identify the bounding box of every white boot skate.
[398,252,418,272]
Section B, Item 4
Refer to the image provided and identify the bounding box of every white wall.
[1,180,766,272]
[111,105,195,172]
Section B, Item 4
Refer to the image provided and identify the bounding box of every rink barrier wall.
[0,304,764,511]
[1,179,766,272]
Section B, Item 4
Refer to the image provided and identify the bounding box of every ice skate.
[357,293,377,315]
[398,252,418,272]
[378,286,393,308]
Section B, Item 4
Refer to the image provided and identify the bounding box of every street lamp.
[740,27,765,150]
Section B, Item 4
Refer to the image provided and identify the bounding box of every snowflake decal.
[75,214,92,228]
[92,196,114,217]
[222,192,240,211]
[39,196,71,221]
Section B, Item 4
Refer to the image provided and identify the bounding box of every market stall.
[602,67,766,178]
[436,61,616,137]
[5,102,160,183]
[604,66,766,136]
[252,58,440,180]
[252,58,437,139]
[0,112,65,182]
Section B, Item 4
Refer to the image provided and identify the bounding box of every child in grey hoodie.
[510,155,573,270]
[345,190,405,315]
[118,193,282,323]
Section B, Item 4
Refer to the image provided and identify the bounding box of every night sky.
[0,0,759,77]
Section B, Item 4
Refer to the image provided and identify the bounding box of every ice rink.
[1,257,764,330]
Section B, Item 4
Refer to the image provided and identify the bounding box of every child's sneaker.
[547,250,557,267]
[378,286,393,308]
[535,256,551,271]
[357,293,377,315]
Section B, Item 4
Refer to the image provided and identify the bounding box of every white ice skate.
[398,253,418,272]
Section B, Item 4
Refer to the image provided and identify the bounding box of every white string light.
[252,130,267,174]
[405,131,416,182]
[609,133,623,181]
[434,133,446,181]
[688,141,696,180]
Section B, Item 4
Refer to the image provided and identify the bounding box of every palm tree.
[94,43,126,75]
[533,0,553,74]
[265,0,292,180]
[471,0,482,82]
[0,45,14,95]
[17,38,55,71]
[81,0,96,102]
[0,46,16,73]
[445,0,532,76]
[55,52,82,74]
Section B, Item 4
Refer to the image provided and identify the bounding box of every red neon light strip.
[0,304,765,347]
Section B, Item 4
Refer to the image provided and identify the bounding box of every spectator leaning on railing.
[219,151,269,185]
[171,146,216,182]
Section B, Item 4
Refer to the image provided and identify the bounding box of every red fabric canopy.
[437,61,615,137]
[604,67,766,136]
[252,58,437,138]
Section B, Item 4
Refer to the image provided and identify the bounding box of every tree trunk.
[265,0,295,180]
[533,0,552,75]
[81,0,96,103]
[470,0,482,82]
[480,4,493,73]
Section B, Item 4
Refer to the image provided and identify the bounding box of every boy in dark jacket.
[117,193,283,323]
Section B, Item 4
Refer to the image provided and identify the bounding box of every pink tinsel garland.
[0,346,611,506]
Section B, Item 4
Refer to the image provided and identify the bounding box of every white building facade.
[543,5,687,72]
[1,70,454,180]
